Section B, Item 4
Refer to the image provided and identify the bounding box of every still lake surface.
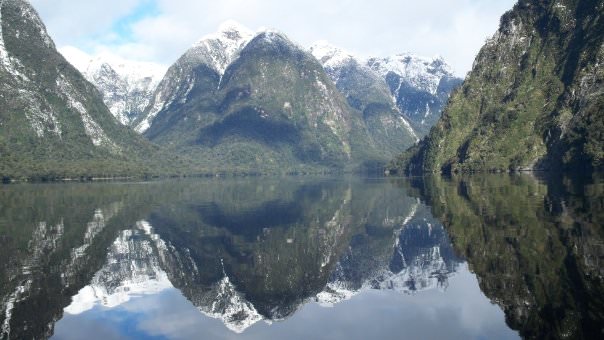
[0,175,602,340]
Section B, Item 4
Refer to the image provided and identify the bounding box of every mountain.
[309,41,460,141]
[367,54,462,136]
[132,20,254,134]
[0,0,184,179]
[391,0,604,174]
[136,22,420,172]
[61,47,166,126]
[310,41,419,156]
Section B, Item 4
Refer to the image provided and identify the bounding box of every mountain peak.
[195,20,254,48]
[309,40,356,69]
[60,47,166,125]
[217,19,253,36]
[186,20,254,76]
[253,29,290,44]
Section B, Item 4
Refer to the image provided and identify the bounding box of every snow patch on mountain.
[0,0,9,69]
[0,1,29,81]
[310,40,356,70]
[56,74,120,151]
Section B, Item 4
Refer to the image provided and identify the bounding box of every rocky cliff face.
[393,0,604,174]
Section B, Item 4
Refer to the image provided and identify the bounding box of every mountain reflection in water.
[0,175,601,339]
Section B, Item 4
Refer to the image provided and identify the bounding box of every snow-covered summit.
[367,53,454,96]
[309,40,357,69]
[188,20,255,75]
[61,47,166,84]
[61,47,166,125]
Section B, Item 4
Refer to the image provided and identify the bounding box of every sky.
[29,0,517,77]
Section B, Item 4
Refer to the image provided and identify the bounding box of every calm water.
[0,175,602,340]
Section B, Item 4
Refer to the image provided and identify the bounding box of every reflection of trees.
[0,184,152,340]
[409,174,604,339]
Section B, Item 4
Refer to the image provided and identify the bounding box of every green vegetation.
[390,0,604,174]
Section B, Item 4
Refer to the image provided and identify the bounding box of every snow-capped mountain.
[311,41,461,137]
[367,54,462,135]
[191,20,255,76]
[61,47,166,126]
[310,40,358,71]
[133,20,254,133]
[368,54,453,96]
[310,41,420,147]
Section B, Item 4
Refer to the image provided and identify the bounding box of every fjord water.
[0,175,601,340]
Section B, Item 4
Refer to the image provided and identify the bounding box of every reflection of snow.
[198,275,263,333]
[64,221,173,315]
[63,220,264,333]
[317,211,459,308]
[1,220,64,339]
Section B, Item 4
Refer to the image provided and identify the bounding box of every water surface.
[0,175,602,339]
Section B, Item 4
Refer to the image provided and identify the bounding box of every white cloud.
[30,0,517,76]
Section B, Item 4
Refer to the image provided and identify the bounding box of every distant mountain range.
[1,0,601,178]
[0,0,462,177]
[311,41,461,136]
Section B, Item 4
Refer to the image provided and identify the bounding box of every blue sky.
[110,0,161,44]
[30,0,517,76]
